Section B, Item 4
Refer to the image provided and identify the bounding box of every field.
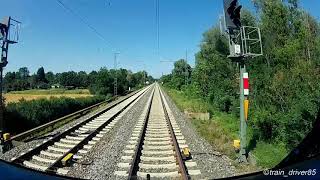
[4,89,93,104]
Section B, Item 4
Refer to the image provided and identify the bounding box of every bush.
[4,96,105,134]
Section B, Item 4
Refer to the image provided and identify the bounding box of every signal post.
[222,0,263,162]
[0,17,20,153]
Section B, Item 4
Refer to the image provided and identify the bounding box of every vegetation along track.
[10,85,152,175]
[114,83,201,179]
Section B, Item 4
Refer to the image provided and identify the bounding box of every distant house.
[51,83,61,89]
[65,86,75,90]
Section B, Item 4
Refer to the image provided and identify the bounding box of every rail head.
[159,86,189,180]
[127,87,155,179]
[46,88,149,172]
[10,89,145,165]
[128,84,189,179]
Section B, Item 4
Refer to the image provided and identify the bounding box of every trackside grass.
[163,86,288,170]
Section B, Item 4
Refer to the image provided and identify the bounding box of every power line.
[55,0,116,52]
[157,0,159,53]
[155,0,160,58]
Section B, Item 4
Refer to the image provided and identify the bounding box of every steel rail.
[127,86,155,179]
[159,86,189,180]
[8,90,136,142]
[46,87,152,173]
[11,87,148,167]
[8,100,108,142]
[128,85,188,179]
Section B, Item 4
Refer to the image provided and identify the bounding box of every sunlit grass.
[252,142,288,168]
[4,89,93,104]
[163,86,288,170]
[8,88,90,95]
[164,86,238,159]
[164,88,210,112]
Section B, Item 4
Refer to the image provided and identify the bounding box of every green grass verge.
[8,88,91,95]
[164,87,211,112]
[252,142,288,168]
[163,86,289,169]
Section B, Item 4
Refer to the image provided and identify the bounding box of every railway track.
[9,85,153,175]
[114,84,201,179]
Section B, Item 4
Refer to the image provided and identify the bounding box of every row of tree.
[4,67,154,134]
[161,0,320,150]
[4,67,154,96]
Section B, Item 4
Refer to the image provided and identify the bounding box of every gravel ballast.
[0,91,140,162]
[67,88,153,180]
[0,103,109,162]
[1,86,237,179]
[160,87,237,179]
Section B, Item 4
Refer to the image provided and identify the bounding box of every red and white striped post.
[243,72,249,122]
[243,72,249,96]
[239,66,249,163]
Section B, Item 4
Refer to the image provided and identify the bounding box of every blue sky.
[1,0,319,78]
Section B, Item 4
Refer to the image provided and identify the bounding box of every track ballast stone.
[0,100,113,162]
[67,88,153,180]
[2,86,236,179]
[160,87,237,179]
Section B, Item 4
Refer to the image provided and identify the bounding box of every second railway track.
[10,85,152,175]
[115,84,201,179]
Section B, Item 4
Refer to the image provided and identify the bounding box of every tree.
[160,74,172,85]
[4,72,16,92]
[18,67,29,79]
[160,1,320,150]
[192,0,320,150]
[58,71,79,87]
[36,67,47,84]
[147,75,155,84]
[117,68,130,94]
[78,71,88,88]
[89,68,112,95]
[247,0,320,148]
[3,66,154,97]
[171,59,192,90]
[46,71,55,85]
[192,26,237,112]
